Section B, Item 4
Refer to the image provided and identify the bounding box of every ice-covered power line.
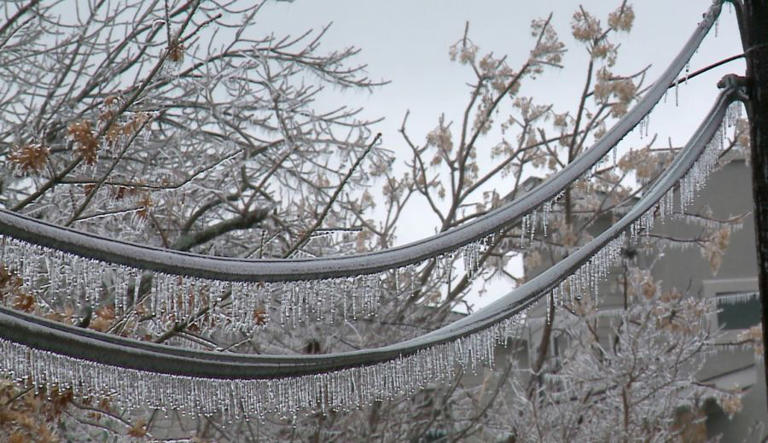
[0,1,724,331]
[0,78,744,419]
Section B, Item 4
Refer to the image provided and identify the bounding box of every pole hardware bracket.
[718,74,750,102]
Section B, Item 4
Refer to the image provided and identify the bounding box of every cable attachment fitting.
[717,74,749,102]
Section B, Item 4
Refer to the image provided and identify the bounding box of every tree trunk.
[741,0,768,405]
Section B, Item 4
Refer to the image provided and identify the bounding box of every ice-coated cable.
[0,83,740,414]
[0,1,724,283]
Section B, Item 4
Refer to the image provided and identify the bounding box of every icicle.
[679,179,687,214]
[716,291,758,305]
[545,297,553,326]
[715,14,719,38]
[726,102,742,127]
[644,113,650,138]
[675,82,679,107]
[519,214,527,248]
[463,241,479,277]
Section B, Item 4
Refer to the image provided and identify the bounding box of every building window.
[715,291,760,330]
[702,278,759,331]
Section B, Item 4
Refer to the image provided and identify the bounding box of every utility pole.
[733,0,768,401]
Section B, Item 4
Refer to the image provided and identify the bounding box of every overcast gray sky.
[257,1,745,308]
[256,0,743,148]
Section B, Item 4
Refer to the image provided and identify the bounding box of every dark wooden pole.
[736,0,768,399]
